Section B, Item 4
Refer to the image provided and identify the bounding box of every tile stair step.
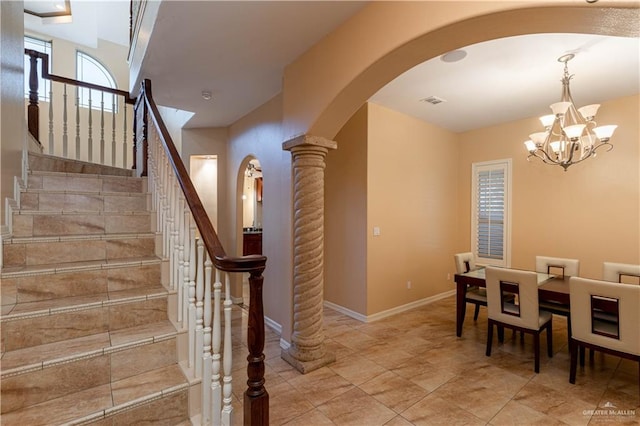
[0,364,189,425]
[0,321,182,415]
[0,154,190,424]
[2,233,156,268]
[1,286,171,352]
[28,152,136,177]
[11,210,152,238]
[0,319,179,376]
[27,170,145,194]
[1,256,162,307]
[19,188,148,212]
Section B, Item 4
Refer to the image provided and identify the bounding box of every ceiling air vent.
[420,96,446,105]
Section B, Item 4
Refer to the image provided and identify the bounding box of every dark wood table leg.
[456,281,467,337]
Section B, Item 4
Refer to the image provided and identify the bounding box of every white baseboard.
[324,289,456,323]
[279,338,290,351]
[323,300,367,322]
[264,315,281,335]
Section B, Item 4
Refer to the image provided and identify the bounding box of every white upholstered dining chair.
[568,277,640,399]
[535,256,580,278]
[485,266,553,373]
[536,255,579,346]
[454,252,485,322]
[603,262,640,285]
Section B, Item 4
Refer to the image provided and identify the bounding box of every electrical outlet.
[447,273,451,281]
[407,281,412,289]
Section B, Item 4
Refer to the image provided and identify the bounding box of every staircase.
[1,152,191,425]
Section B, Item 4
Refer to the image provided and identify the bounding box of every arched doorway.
[239,157,263,306]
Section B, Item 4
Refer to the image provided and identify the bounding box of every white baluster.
[123,103,127,168]
[100,91,105,164]
[180,210,192,325]
[171,185,180,291]
[164,164,172,262]
[177,194,185,323]
[88,90,93,162]
[185,222,196,331]
[75,92,80,159]
[222,272,233,425]
[202,254,213,425]
[196,242,205,377]
[211,268,223,423]
[48,84,53,154]
[111,97,116,166]
[62,84,68,157]
[190,239,203,371]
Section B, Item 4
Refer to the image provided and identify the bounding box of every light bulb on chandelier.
[523,53,617,171]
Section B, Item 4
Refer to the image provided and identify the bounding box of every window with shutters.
[471,159,511,267]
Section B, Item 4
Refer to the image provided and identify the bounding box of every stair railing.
[137,79,269,426]
[24,49,134,169]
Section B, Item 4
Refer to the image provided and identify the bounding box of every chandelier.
[524,53,617,171]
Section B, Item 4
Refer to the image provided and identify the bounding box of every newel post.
[27,51,40,141]
[281,134,337,373]
[245,266,269,425]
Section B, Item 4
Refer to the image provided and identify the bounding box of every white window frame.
[76,50,117,112]
[471,159,512,267]
[24,36,52,102]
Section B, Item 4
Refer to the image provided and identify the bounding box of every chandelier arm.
[535,148,562,165]
[566,150,594,166]
[590,141,614,155]
[565,140,579,165]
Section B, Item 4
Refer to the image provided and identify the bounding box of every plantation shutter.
[471,160,511,266]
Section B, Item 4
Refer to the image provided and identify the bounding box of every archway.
[236,155,263,306]
[286,4,638,140]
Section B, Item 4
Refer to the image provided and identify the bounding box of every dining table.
[454,267,570,337]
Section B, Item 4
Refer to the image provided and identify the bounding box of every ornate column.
[281,134,337,373]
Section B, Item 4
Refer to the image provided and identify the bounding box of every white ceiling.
[24,1,640,133]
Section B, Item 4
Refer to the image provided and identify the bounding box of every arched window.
[76,51,117,112]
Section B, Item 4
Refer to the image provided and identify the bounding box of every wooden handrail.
[25,49,135,102]
[139,78,269,425]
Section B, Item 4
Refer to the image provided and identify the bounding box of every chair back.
[485,267,540,330]
[570,277,640,356]
[535,256,579,278]
[603,262,640,285]
[454,252,475,274]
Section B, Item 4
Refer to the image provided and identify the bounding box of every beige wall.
[457,94,640,280]
[327,102,461,316]
[1,0,25,232]
[326,104,368,315]
[181,127,228,246]
[228,94,293,339]
[367,103,459,315]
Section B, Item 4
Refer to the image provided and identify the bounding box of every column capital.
[282,134,337,152]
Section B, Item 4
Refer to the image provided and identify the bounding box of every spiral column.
[281,134,337,373]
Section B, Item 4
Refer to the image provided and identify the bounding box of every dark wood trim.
[27,53,40,141]
[24,0,71,18]
[24,49,134,103]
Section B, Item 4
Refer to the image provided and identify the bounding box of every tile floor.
[233,295,639,425]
